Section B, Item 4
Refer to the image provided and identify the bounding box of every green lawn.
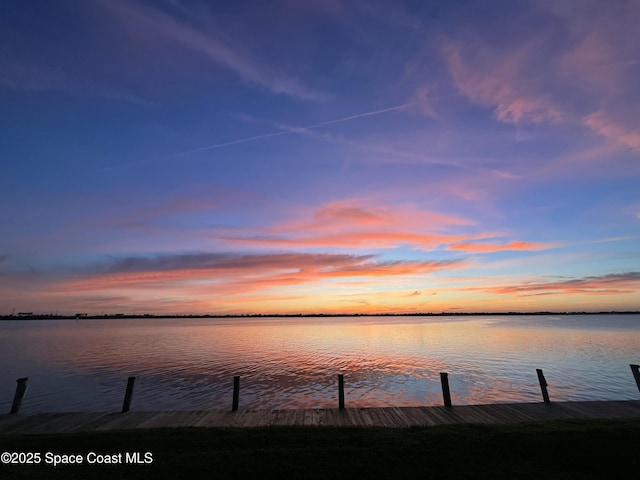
[1,419,639,479]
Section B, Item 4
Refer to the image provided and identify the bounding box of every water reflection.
[0,315,638,413]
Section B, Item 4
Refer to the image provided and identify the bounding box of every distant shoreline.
[1,311,639,320]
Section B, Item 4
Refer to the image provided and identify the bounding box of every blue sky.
[1,0,639,315]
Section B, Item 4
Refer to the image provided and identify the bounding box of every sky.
[1,0,639,315]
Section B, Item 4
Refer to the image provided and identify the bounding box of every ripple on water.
[0,315,638,412]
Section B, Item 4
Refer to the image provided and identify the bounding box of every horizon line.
[3,310,639,320]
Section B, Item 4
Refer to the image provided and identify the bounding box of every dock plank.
[2,400,639,434]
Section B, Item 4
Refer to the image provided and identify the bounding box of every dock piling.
[121,376,136,413]
[232,376,240,411]
[10,377,28,414]
[338,374,345,410]
[440,372,452,407]
[630,364,640,393]
[536,369,550,403]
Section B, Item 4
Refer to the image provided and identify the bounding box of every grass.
[1,419,639,479]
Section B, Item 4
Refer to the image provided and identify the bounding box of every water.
[0,315,638,413]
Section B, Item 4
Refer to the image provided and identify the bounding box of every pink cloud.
[583,111,640,152]
[214,199,553,256]
[440,1,639,134]
[405,85,439,119]
[552,0,640,99]
[559,31,627,99]
[543,1,640,153]
[301,200,472,231]
[448,185,487,202]
[216,199,495,251]
[312,202,390,226]
[441,40,564,125]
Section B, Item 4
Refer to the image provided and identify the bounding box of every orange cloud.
[217,199,494,251]
[53,252,467,297]
[448,241,549,253]
[314,202,389,225]
[290,199,471,231]
[221,231,489,250]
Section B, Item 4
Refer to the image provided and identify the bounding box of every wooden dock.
[2,400,640,434]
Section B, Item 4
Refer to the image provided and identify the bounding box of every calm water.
[1,315,639,413]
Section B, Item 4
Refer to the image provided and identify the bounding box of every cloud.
[583,111,640,152]
[78,185,256,230]
[312,202,389,225]
[448,241,550,253]
[466,272,640,297]
[100,0,325,101]
[405,85,439,119]
[439,1,639,130]
[214,199,553,256]
[441,40,564,125]
[544,1,640,154]
[0,249,467,314]
[302,200,470,230]
[550,0,640,99]
[493,170,522,180]
[407,290,424,297]
[222,231,485,252]
[173,102,421,160]
[448,185,487,202]
[51,252,467,300]
[217,199,488,251]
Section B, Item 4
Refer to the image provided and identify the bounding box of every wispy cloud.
[1,246,471,314]
[77,185,256,230]
[441,39,564,125]
[213,198,555,256]
[216,199,496,251]
[438,1,639,131]
[466,272,640,297]
[448,241,550,254]
[53,252,466,296]
[550,0,640,99]
[583,111,640,152]
[100,0,326,101]
[172,102,421,160]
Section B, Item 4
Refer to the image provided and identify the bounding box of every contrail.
[178,130,293,156]
[301,103,414,130]
[175,102,416,157]
[109,57,639,168]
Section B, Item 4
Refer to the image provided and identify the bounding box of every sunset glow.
[1,0,639,315]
